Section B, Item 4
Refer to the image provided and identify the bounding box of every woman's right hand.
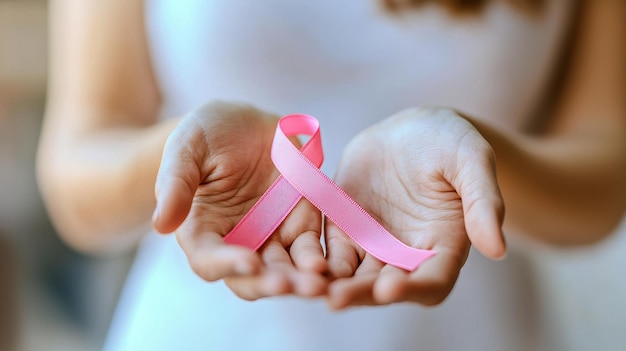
[153,101,328,300]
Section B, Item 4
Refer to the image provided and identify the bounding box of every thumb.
[152,127,203,234]
[453,143,506,260]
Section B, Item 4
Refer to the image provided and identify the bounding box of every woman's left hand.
[324,107,506,309]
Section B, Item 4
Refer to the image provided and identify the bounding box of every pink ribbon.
[223,114,435,271]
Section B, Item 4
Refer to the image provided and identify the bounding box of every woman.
[38,0,625,350]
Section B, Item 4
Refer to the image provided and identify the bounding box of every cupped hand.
[325,107,506,309]
[153,101,327,300]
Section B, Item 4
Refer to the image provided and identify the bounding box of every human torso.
[147,0,571,170]
[105,1,573,350]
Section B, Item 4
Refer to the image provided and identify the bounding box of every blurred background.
[1,1,625,351]
[0,1,133,350]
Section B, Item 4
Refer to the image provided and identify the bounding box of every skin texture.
[39,0,625,308]
[324,108,504,308]
[154,102,328,299]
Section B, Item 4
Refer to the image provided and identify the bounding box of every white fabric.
[103,1,586,350]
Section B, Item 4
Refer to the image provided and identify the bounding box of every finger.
[353,254,385,276]
[226,269,327,300]
[454,144,506,259]
[153,124,203,234]
[289,230,327,274]
[276,199,325,273]
[327,274,376,310]
[400,245,469,306]
[465,197,506,259]
[326,256,382,309]
[288,269,328,298]
[372,265,410,304]
[177,228,263,282]
[224,271,291,301]
[324,220,361,279]
[226,241,327,300]
[224,241,293,300]
[263,241,327,297]
[262,239,294,266]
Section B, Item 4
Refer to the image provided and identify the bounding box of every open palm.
[153,102,327,300]
[325,108,506,309]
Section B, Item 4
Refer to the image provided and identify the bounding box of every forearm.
[37,116,180,253]
[471,118,626,245]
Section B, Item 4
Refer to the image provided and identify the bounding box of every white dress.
[105,1,578,350]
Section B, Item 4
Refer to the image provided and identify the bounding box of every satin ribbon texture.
[223,114,435,271]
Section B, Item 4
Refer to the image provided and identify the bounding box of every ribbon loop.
[224,114,435,271]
